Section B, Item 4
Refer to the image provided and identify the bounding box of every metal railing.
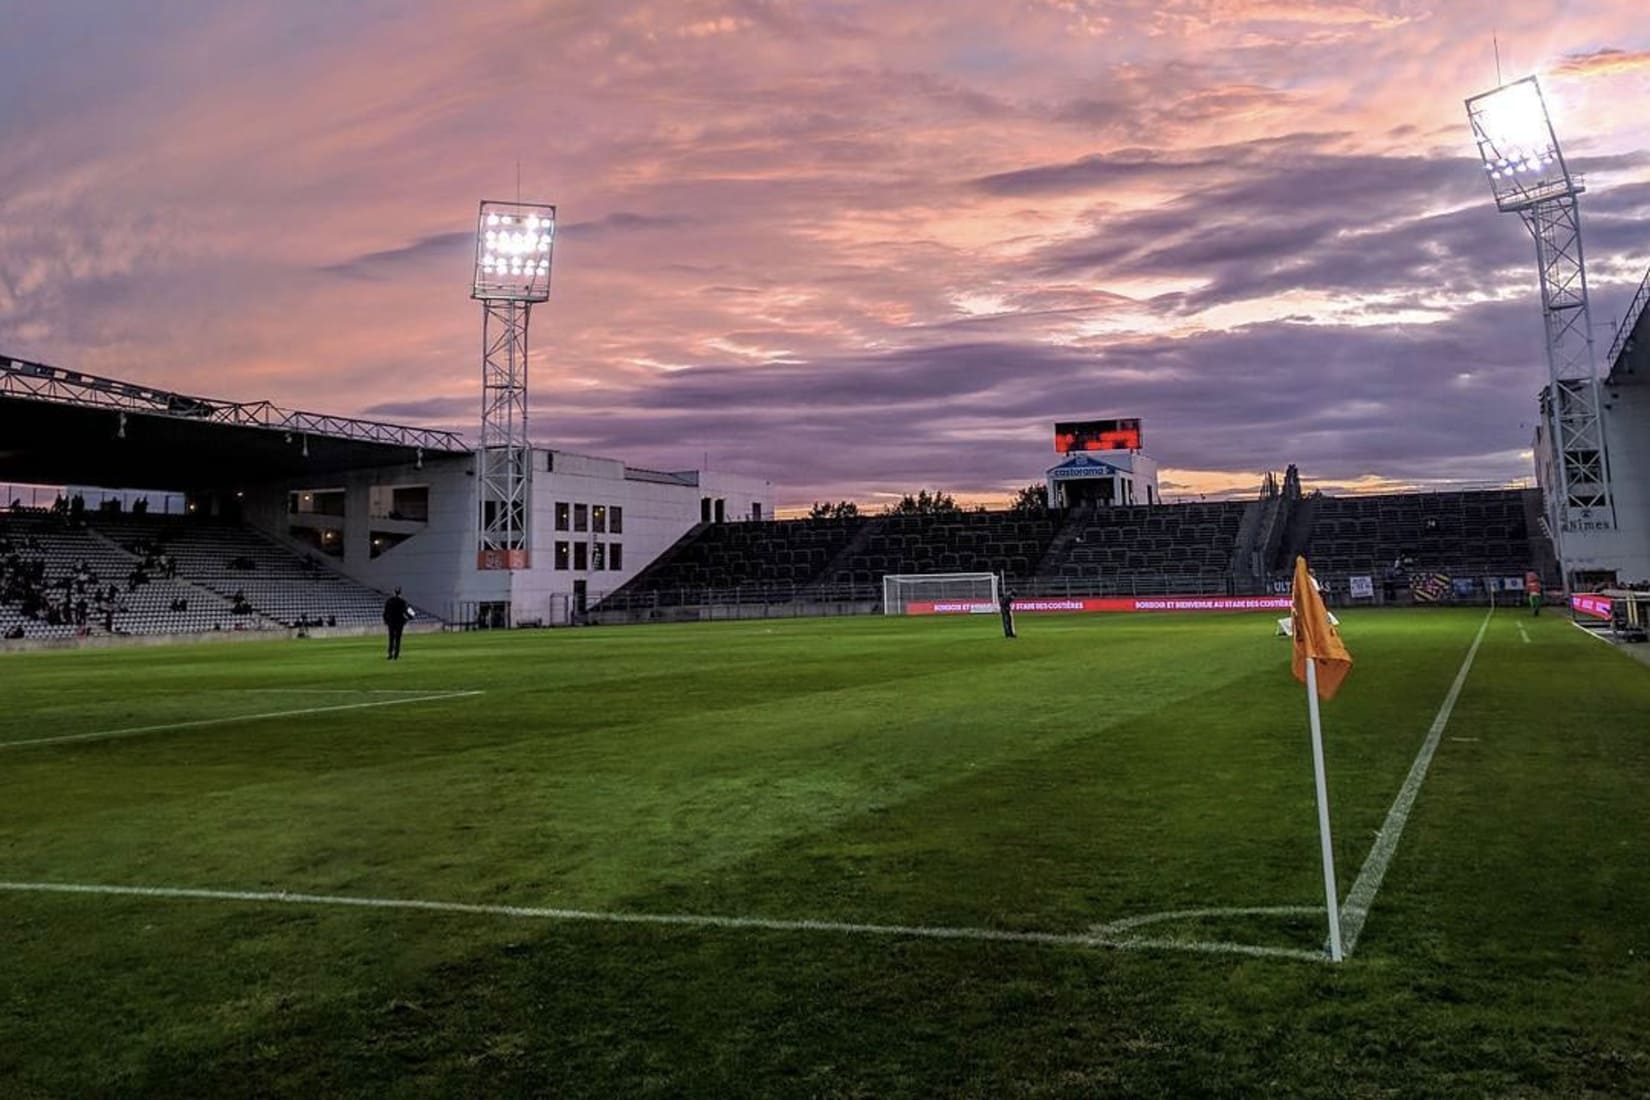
[1606,263,1650,372]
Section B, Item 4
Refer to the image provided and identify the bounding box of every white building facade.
[1533,377,1650,585]
[239,447,774,626]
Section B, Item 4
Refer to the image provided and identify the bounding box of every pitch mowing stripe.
[1338,608,1493,955]
[0,881,1328,963]
[0,691,484,751]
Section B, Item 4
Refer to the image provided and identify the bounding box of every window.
[555,541,570,570]
[574,503,588,532]
[291,488,345,517]
[610,506,623,534]
[573,542,588,570]
[555,502,570,531]
[592,542,605,570]
[369,530,412,559]
[369,485,429,521]
[592,505,606,533]
[610,542,623,570]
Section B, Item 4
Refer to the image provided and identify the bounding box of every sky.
[3,1,1649,511]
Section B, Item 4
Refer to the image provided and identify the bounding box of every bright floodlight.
[472,200,555,302]
[1466,76,1573,212]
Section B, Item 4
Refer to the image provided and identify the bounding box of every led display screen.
[1054,418,1142,453]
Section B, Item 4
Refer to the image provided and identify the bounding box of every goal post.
[882,572,1000,615]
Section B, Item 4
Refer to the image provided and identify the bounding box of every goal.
[882,572,1000,615]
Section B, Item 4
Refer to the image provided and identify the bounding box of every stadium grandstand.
[3,339,1641,643]
[591,469,1558,622]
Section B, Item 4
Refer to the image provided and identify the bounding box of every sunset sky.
[3,1,1649,510]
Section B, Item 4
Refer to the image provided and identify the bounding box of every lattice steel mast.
[1467,77,1614,578]
[471,201,555,570]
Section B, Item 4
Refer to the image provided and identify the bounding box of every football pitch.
[2,608,1647,1097]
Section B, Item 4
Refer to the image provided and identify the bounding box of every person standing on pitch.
[999,585,1017,639]
[1525,570,1543,617]
[383,586,412,659]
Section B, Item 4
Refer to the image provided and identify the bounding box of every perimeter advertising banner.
[906,595,1294,615]
[1570,593,1614,620]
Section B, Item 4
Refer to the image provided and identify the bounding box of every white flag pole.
[1305,656,1345,962]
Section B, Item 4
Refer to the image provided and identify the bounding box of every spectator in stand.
[382,587,411,660]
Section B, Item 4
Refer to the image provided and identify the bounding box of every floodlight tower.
[471,200,555,570]
[1466,77,1614,584]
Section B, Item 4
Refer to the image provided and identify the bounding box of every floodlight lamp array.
[1476,83,1558,179]
[472,201,555,302]
[1467,78,1571,207]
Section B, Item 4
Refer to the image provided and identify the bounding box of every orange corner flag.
[1291,555,1352,700]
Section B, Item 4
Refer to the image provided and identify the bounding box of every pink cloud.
[2,1,1648,507]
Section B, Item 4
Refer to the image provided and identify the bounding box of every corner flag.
[1291,556,1352,700]
[1290,554,1352,961]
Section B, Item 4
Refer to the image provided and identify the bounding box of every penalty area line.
[0,880,1327,964]
[0,691,484,751]
[1337,608,1492,955]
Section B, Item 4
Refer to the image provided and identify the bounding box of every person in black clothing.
[383,587,411,660]
[999,586,1017,639]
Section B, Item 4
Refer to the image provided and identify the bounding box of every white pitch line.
[1092,905,1324,938]
[1517,623,1531,644]
[1568,620,1616,648]
[1337,608,1493,955]
[231,689,448,695]
[0,880,1328,964]
[0,691,484,751]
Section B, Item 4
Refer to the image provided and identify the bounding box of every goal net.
[882,572,1000,616]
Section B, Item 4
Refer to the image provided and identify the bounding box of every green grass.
[1,609,1647,1097]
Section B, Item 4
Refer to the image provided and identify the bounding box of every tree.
[885,489,962,516]
[808,500,860,520]
[1010,482,1049,513]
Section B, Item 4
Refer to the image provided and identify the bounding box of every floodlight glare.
[472,200,555,302]
[1466,76,1573,212]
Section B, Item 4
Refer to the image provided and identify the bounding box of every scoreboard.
[1054,418,1142,454]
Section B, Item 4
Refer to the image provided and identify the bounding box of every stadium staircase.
[1273,493,1322,573]
[1225,498,1270,585]
[1521,490,1564,587]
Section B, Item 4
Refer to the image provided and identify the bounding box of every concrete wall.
[240,453,509,620]
[1537,380,1650,584]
